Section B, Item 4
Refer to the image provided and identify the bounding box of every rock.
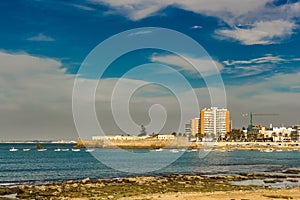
[72,183,79,188]
[66,180,73,184]
[107,195,114,199]
[0,187,19,195]
[97,183,106,187]
[263,179,283,184]
[82,178,90,184]
[57,187,62,193]
[37,185,47,191]
[287,179,299,182]
[282,169,300,174]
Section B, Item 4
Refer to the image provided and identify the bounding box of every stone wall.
[81,137,200,149]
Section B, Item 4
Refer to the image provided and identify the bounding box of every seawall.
[79,137,200,149]
[77,138,300,150]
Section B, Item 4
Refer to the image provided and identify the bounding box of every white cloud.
[27,33,55,42]
[90,0,300,45]
[0,51,75,140]
[223,54,285,66]
[226,65,273,78]
[222,54,300,77]
[0,51,200,140]
[71,4,95,11]
[217,20,296,45]
[150,54,223,77]
[90,0,270,21]
[225,72,300,128]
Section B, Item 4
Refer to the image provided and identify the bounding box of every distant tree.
[138,125,147,136]
[226,129,244,141]
[171,132,177,136]
[247,131,258,141]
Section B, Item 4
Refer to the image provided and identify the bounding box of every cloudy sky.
[1,0,300,140]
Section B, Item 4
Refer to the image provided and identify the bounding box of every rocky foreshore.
[1,172,300,200]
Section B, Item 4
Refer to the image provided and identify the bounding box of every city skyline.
[0,1,300,140]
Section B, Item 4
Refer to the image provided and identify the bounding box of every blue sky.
[0,0,300,140]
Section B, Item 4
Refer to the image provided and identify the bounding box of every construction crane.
[242,112,279,131]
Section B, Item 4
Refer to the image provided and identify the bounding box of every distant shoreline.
[0,141,77,144]
[2,140,300,151]
[77,139,300,151]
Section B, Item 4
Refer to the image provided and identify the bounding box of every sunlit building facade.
[190,118,200,137]
[200,107,230,139]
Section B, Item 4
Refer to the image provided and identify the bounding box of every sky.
[0,0,300,140]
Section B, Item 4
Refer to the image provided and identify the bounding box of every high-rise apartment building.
[190,118,200,137]
[200,107,230,139]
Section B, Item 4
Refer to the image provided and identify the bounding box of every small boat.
[36,144,47,151]
[54,148,61,152]
[276,149,283,152]
[155,148,163,152]
[202,149,213,152]
[37,149,47,152]
[23,148,31,152]
[9,147,18,152]
[227,149,234,152]
[72,149,80,152]
[170,149,179,153]
[61,149,69,152]
[85,149,95,152]
[263,149,274,153]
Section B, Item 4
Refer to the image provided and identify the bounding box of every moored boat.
[54,148,61,152]
[72,149,80,152]
[170,149,179,153]
[23,148,31,151]
[155,148,163,152]
[37,148,47,152]
[262,149,274,153]
[9,147,18,152]
[62,149,69,152]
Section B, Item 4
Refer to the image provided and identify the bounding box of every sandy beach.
[119,188,300,200]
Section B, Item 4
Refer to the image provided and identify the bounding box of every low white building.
[157,134,175,140]
[260,126,295,142]
[92,135,148,141]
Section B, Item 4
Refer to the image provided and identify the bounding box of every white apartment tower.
[200,107,230,139]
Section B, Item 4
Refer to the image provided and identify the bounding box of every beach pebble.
[82,177,90,184]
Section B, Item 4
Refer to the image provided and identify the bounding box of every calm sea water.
[1,143,300,186]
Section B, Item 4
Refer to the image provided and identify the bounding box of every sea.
[1,143,300,187]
